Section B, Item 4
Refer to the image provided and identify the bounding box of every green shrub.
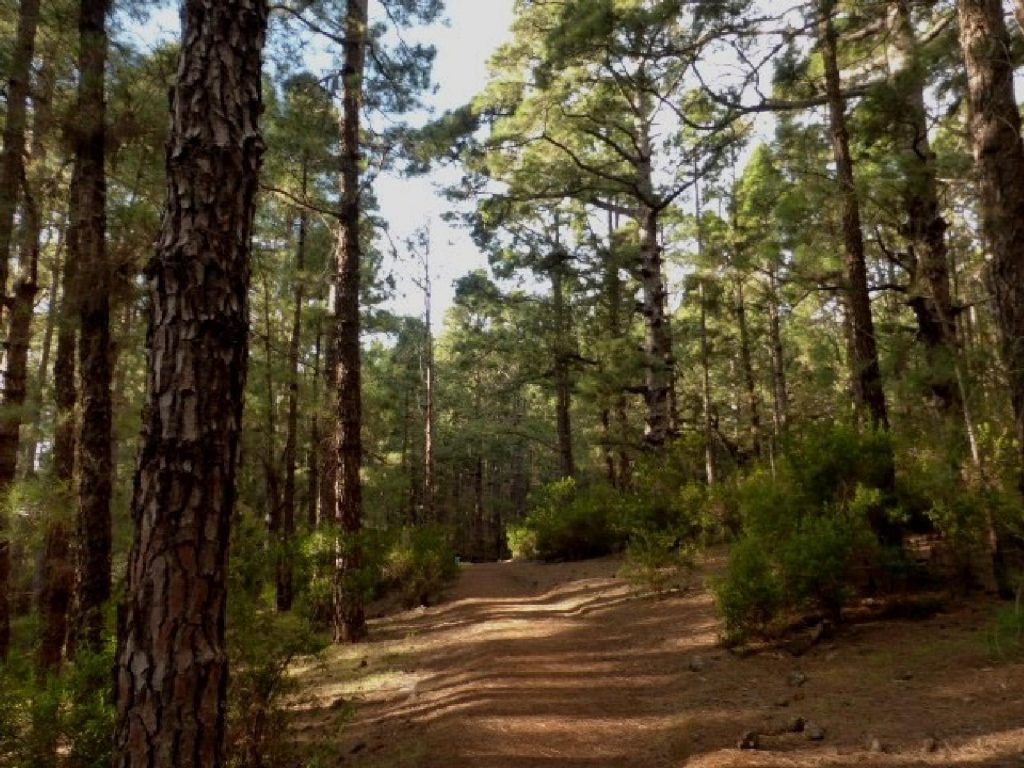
[380,525,460,608]
[0,645,115,768]
[510,479,626,562]
[713,538,784,643]
[227,585,327,768]
[620,529,696,594]
[986,590,1024,660]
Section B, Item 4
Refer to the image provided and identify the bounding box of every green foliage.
[227,608,327,768]
[509,479,625,562]
[0,645,115,768]
[986,590,1024,660]
[619,529,696,595]
[713,425,888,641]
[379,526,460,608]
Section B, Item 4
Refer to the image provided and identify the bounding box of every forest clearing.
[288,556,1024,768]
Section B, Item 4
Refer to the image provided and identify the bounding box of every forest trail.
[290,557,1024,768]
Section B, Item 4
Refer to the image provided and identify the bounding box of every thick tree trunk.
[957,0,1024,593]
[819,0,889,430]
[957,0,1024,478]
[734,278,762,457]
[279,187,308,612]
[332,0,369,645]
[71,0,113,654]
[0,0,41,665]
[113,3,268,766]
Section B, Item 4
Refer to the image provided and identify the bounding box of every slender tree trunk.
[819,0,889,430]
[699,279,717,486]
[24,238,60,476]
[262,277,281,533]
[767,266,789,439]
[113,3,268,765]
[307,322,321,527]
[551,253,575,479]
[279,179,307,612]
[421,247,436,522]
[734,277,761,457]
[0,0,41,665]
[71,0,113,654]
[332,0,369,645]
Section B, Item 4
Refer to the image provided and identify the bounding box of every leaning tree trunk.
[113,2,268,766]
[422,252,436,522]
[71,0,113,654]
[0,0,41,666]
[332,0,369,645]
[819,0,889,431]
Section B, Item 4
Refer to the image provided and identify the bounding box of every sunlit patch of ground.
[287,556,1024,768]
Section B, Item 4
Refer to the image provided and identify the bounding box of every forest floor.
[288,554,1024,768]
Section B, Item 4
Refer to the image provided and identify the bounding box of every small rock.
[895,671,913,682]
[774,696,790,708]
[788,671,808,687]
[923,738,939,753]
[804,723,825,741]
[785,717,806,734]
[866,736,884,753]
[689,656,706,672]
[350,742,367,755]
[738,731,760,750]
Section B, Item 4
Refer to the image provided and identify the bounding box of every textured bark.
[279,192,308,612]
[0,0,40,664]
[0,0,40,294]
[734,278,762,457]
[819,0,889,430]
[332,0,369,645]
[113,2,268,766]
[957,0,1024,488]
[70,0,113,654]
[889,0,961,416]
[638,200,674,447]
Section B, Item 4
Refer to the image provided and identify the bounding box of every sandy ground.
[288,556,1024,768]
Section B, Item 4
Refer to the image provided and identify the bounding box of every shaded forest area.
[0,0,1023,766]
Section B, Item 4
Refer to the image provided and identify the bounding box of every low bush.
[380,525,460,608]
[508,479,625,562]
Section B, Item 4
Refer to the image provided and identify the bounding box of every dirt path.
[290,557,1024,767]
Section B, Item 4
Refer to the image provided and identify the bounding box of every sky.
[125,0,517,329]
